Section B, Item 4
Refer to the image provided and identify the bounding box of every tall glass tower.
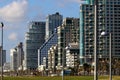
[24,21,45,70]
[45,12,63,41]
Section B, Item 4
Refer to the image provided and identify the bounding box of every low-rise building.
[66,43,79,68]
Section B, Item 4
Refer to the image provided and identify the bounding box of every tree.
[83,63,91,75]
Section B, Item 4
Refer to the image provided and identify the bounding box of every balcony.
[99,16,103,19]
[99,22,102,25]
[99,9,103,12]
[89,45,93,48]
[89,13,93,16]
[89,32,93,35]
[89,19,92,22]
[89,26,92,28]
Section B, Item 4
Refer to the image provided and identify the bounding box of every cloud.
[8,32,18,41]
[0,0,28,22]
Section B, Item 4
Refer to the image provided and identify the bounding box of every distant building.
[45,12,63,41]
[24,21,45,70]
[10,42,24,71]
[3,62,10,72]
[57,18,79,68]
[16,42,24,70]
[0,48,6,67]
[10,49,17,71]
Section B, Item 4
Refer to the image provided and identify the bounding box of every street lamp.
[0,22,4,80]
[101,31,112,80]
[94,0,98,80]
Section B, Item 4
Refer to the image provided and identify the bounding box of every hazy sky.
[0,0,85,62]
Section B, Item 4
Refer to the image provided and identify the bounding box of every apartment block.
[80,0,120,65]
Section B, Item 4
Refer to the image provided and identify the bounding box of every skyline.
[0,0,85,62]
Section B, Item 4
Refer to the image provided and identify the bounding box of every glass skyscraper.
[45,12,63,41]
[38,12,63,67]
[80,0,120,65]
[24,21,45,70]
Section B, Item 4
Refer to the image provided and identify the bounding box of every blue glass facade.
[86,0,94,4]
[80,5,84,65]
[38,30,58,65]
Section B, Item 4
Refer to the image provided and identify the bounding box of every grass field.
[2,76,120,80]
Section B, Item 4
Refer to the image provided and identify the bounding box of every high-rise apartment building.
[80,0,120,65]
[24,21,45,70]
[57,18,79,68]
[45,12,63,41]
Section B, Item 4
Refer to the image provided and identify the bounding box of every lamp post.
[109,33,112,80]
[0,22,4,80]
[94,0,98,80]
[101,32,112,80]
[62,66,64,80]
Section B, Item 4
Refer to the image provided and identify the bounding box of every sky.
[0,0,85,62]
